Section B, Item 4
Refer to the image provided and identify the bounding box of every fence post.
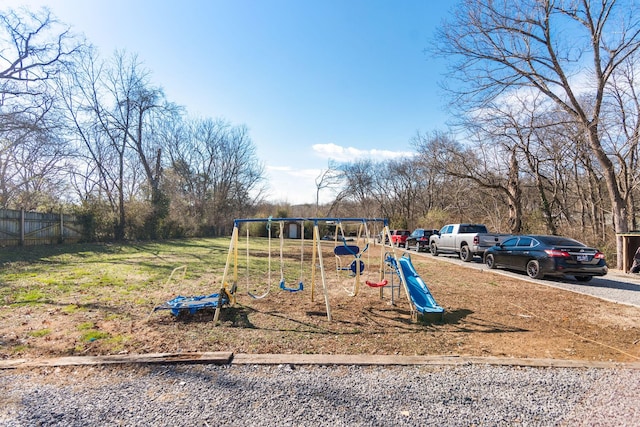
[20,208,25,246]
[59,212,63,243]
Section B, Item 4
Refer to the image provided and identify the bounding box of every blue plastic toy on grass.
[154,292,230,316]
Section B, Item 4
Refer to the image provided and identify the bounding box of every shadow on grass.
[444,308,530,334]
[362,306,431,328]
[231,305,439,336]
[4,299,136,316]
[444,308,473,324]
[0,239,231,265]
[166,304,356,335]
[0,242,118,264]
[218,306,255,328]
[149,303,529,337]
[153,305,257,328]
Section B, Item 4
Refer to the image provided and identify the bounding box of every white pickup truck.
[429,223,512,262]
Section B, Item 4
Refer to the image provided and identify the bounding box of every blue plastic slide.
[397,255,444,315]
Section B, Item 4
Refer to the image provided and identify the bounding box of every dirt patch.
[1,247,639,363]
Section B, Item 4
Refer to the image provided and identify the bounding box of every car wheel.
[460,245,473,262]
[414,242,421,252]
[526,260,544,279]
[430,243,439,256]
[575,276,593,282]
[485,253,496,269]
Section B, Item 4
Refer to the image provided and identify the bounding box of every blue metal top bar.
[233,217,388,226]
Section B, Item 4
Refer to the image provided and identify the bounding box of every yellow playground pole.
[313,223,332,321]
[311,225,317,302]
[214,224,239,324]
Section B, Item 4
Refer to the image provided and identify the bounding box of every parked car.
[483,235,608,282]
[406,228,439,252]
[389,229,411,247]
[429,223,512,261]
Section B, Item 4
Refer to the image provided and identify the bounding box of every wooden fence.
[0,208,85,247]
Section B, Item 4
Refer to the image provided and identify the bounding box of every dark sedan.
[483,235,607,282]
[406,228,439,252]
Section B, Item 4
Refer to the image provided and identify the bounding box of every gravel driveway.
[412,250,640,308]
[1,363,639,426]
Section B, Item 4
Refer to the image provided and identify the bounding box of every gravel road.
[1,363,639,426]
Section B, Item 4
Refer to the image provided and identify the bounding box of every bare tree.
[601,58,640,230]
[437,0,640,267]
[61,49,183,239]
[0,7,82,210]
[323,162,380,220]
[106,51,179,239]
[1,120,71,210]
[412,131,500,227]
[0,8,80,105]
[314,162,342,216]
[57,47,130,239]
[162,117,265,236]
[410,131,452,215]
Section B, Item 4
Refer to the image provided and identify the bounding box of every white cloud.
[266,165,321,180]
[312,143,415,162]
[489,69,596,115]
[264,143,415,204]
[268,165,293,172]
[266,165,333,205]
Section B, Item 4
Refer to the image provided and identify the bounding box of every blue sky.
[7,0,456,204]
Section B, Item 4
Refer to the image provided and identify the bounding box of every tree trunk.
[507,149,522,233]
[587,126,628,268]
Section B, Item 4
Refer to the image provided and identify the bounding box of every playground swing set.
[152,217,444,323]
[245,219,305,300]
[332,219,388,297]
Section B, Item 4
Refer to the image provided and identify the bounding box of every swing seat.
[249,289,270,299]
[365,279,388,288]
[348,259,365,275]
[334,245,361,256]
[336,258,365,276]
[280,280,304,292]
